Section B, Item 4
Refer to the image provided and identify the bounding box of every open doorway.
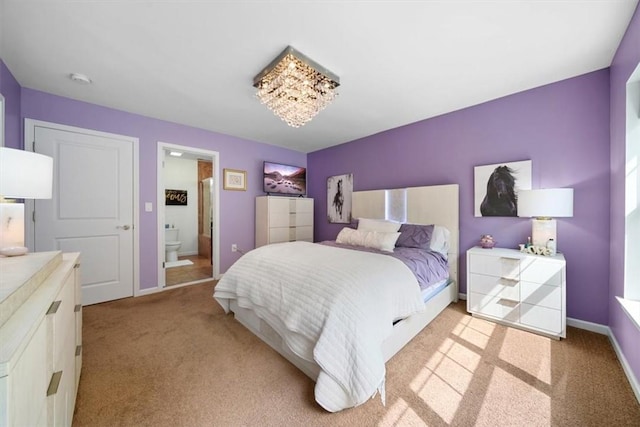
[157,142,220,289]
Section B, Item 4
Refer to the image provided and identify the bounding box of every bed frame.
[229,184,459,381]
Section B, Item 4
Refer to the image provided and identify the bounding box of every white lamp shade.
[518,188,574,218]
[0,147,53,199]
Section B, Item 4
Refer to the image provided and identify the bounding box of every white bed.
[216,184,459,411]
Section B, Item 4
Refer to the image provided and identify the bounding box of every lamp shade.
[0,147,53,199]
[517,188,574,218]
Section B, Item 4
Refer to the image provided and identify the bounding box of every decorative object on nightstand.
[467,246,566,339]
[0,147,53,256]
[517,188,574,249]
[479,234,496,248]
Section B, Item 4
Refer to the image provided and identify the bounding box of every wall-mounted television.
[263,161,307,196]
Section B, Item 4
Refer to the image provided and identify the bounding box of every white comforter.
[214,241,424,412]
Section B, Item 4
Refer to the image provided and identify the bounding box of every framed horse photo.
[474,160,532,217]
[327,173,353,223]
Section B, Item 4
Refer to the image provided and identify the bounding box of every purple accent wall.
[17,88,305,290]
[609,3,640,394]
[308,70,611,324]
[0,60,22,149]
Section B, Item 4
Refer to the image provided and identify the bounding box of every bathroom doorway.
[157,142,220,289]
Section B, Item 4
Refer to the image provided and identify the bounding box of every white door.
[33,125,135,305]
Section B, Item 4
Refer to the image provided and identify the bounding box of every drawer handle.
[74,263,81,269]
[46,301,61,315]
[74,304,82,313]
[47,371,63,396]
[76,345,82,356]
[500,257,520,261]
[499,277,519,284]
[497,298,519,308]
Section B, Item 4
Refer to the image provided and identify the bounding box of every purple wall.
[609,2,640,395]
[308,70,611,325]
[15,87,305,290]
[0,60,22,149]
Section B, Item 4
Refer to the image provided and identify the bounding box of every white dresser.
[466,246,566,339]
[256,196,314,247]
[0,251,82,426]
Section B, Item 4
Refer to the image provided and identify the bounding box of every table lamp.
[0,147,53,256]
[517,188,574,250]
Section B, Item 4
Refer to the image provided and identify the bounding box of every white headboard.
[352,184,459,287]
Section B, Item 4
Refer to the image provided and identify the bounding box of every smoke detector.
[69,73,92,84]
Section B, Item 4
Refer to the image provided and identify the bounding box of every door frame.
[24,118,141,296]
[156,141,220,289]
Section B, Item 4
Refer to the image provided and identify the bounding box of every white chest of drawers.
[256,196,314,247]
[466,247,566,339]
[0,251,82,426]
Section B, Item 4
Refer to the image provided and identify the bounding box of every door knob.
[117,225,131,230]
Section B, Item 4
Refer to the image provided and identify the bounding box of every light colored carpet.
[73,282,640,426]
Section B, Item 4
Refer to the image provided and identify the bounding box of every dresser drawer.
[50,273,76,369]
[468,273,519,300]
[290,212,313,227]
[295,199,314,213]
[520,258,563,286]
[520,303,562,334]
[294,226,313,241]
[469,292,519,323]
[521,281,562,310]
[469,253,520,280]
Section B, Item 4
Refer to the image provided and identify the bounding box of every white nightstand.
[466,246,566,339]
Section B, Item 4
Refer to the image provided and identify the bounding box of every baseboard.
[458,292,467,301]
[566,317,609,335]
[608,327,640,404]
[178,250,198,257]
[136,286,163,297]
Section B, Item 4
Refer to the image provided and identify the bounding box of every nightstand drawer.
[520,258,563,286]
[468,273,520,300]
[521,281,562,310]
[469,292,519,323]
[520,303,562,333]
[469,253,520,280]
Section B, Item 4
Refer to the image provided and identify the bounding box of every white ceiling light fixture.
[253,46,340,128]
[169,151,183,157]
[69,73,92,84]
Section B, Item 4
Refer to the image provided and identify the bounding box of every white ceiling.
[1,1,637,153]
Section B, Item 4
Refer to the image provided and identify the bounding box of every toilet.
[165,228,182,262]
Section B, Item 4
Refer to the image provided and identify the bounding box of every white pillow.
[336,227,400,252]
[430,225,450,259]
[357,218,401,233]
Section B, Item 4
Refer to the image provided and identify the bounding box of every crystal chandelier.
[253,46,340,128]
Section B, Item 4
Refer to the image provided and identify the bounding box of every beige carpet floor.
[72,281,640,426]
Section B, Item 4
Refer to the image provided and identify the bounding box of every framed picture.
[223,168,247,191]
[165,189,188,206]
[327,173,353,223]
[474,160,532,217]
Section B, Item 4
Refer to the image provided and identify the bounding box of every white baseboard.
[458,292,467,301]
[566,317,609,335]
[608,327,640,404]
[178,250,198,257]
[136,286,163,297]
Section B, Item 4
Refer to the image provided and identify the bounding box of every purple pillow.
[396,224,434,250]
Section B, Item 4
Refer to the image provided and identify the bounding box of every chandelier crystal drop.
[253,46,340,128]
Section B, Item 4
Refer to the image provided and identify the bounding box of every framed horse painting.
[474,160,532,217]
[327,173,353,223]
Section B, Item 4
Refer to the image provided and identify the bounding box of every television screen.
[263,161,307,196]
